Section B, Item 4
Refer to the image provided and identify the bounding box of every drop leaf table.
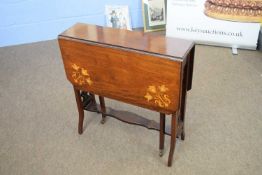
[58,23,195,167]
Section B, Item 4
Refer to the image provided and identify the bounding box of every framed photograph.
[142,0,167,32]
[105,5,132,30]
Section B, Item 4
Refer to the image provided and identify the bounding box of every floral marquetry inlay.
[144,85,171,108]
[71,64,93,86]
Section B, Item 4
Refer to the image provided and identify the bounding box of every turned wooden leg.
[73,87,84,134]
[98,96,106,124]
[168,113,178,167]
[159,113,165,157]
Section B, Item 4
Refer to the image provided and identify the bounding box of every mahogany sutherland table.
[58,23,195,167]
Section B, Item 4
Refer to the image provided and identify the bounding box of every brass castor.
[159,149,164,157]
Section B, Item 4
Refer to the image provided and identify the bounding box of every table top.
[59,23,194,60]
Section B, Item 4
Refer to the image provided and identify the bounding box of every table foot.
[78,127,83,135]
[100,118,106,124]
[159,149,164,157]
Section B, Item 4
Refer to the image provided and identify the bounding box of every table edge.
[58,35,195,62]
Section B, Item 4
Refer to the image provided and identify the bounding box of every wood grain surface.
[59,38,182,114]
[59,23,194,59]
[58,23,194,114]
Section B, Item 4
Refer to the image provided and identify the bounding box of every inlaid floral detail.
[144,85,171,108]
[71,64,93,86]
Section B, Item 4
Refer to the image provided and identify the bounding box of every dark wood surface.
[73,87,84,134]
[187,46,195,91]
[59,37,183,114]
[58,23,195,114]
[59,23,194,59]
[159,113,166,156]
[168,113,178,167]
[98,96,106,124]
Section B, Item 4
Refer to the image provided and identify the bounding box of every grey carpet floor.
[0,40,262,175]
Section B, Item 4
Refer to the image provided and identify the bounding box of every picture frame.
[142,0,167,32]
[105,5,132,30]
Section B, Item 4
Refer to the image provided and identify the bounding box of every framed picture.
[142,0,167,32]
[105,5,132,30]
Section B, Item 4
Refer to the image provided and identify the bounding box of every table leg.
[180,54,190,140]
[159,113,166,157]
[187,46,195,91]
[99,96,106,124]
[168,113,178,167]
[73,86,84,134]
